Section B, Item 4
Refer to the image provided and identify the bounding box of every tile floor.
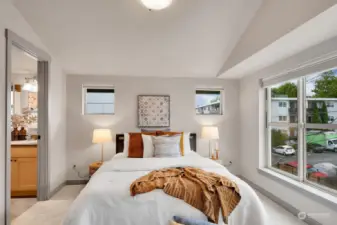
[10,185,308,225]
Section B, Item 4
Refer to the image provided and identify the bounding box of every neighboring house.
[271,97,337,124]
[195,101,221,115]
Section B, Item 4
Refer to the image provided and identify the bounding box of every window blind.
[260,54,337,88]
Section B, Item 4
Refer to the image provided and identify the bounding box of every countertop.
[11,140,38,146]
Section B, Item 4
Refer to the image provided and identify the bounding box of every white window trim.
[82,85,115,115]
[264,74,337,200]
[195,88,224,116]
[258,168,337,207]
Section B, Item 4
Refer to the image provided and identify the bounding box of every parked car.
[272,145,296,155]
[307,143,325,153]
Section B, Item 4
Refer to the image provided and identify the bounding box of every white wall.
[48,62,67,192]
[239,36,337,225]
[0,1,66,223]
[66,75,240,180]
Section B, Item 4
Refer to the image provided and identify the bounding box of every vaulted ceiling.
[12,0,337,79]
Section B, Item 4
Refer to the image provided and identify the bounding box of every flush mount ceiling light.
[140,0,173,11]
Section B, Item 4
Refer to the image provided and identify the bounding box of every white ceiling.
[219,3,337,79]
[13,0,337,79]
[11,44,37,75]
[218,0,337,78]
[13,0,262,78]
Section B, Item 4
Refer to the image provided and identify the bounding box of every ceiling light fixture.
[22,77,38,92]
[140,0,173,11]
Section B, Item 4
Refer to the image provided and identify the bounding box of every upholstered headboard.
[116,133,197,154]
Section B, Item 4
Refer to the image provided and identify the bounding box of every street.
[272,151,337,166]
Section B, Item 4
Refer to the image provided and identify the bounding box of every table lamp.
[201,126,219,159]
[92,129,112,164]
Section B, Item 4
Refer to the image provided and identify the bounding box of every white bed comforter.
[63,153,267,225]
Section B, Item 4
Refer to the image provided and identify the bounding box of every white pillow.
[142,134,155,158]
[183,132,192,155]
[152,135,182,158]
[122,133,129,156]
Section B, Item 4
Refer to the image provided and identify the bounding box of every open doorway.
[10,45,39,221]
[5,30,50,225]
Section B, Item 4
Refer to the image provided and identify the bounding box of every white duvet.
[63,153,267,225]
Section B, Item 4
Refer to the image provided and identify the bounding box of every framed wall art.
[138,95,170,128]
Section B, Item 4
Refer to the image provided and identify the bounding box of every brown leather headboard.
[116,133,197,154]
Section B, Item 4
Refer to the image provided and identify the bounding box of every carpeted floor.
[10,185,307,225]
[11,200,72,225]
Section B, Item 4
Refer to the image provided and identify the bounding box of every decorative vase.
[19,127,27,140]
[12,127,19,141]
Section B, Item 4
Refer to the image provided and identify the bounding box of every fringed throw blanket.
[130,167,241,224]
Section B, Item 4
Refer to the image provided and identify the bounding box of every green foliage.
[312,103,322,123]
[271,129,289,147]
[271,82,297,97]
[320,101,329,124]
[312,70,337,98]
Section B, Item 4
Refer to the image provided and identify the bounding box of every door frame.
[4,29,51,224]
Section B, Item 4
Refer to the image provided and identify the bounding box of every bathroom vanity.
[11,140,37,197]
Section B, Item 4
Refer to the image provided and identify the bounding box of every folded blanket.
[130,167,241,223]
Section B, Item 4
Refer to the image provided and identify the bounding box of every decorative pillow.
[128,132,156,158]
[152,135,181,158]
[142,134,155,158]
[173,216,216,225]
[156,131,185,156]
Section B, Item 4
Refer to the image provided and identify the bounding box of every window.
[83,86,114,115]
[278,101,287,107]
[327,101,334,108]
[195,89,223,115]
[329,116,335,122]
[279,116,287,121]
[265,68,337,194]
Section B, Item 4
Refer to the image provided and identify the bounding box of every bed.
[63,133,267,225]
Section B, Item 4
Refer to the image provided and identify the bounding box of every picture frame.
[138,95,170,128]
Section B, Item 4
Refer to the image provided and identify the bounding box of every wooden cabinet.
[11,145,37,197]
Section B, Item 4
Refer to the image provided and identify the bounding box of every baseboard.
[66,180,89,185]
[48,181,66,199]
[238,176,322,225]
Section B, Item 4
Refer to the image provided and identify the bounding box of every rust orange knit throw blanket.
[130,167,241,223]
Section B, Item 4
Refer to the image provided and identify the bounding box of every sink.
[11,140,38,145]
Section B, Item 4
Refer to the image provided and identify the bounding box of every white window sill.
[258,168,337,207]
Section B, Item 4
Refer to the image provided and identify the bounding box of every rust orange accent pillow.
[128,132,156,158]
[156,131,184,156]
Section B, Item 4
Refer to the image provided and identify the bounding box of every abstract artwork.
[138,95,170,128]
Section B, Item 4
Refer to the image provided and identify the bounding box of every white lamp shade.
[201,126,219,140]
[140,0,173,10]
[92,129,112,143]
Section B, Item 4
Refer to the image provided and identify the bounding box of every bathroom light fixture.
[22,77,38,92]
[140,0,173,11]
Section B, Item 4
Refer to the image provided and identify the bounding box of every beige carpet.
[11,200,72,225]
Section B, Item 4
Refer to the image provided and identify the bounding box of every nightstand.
[89,162,102,178]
